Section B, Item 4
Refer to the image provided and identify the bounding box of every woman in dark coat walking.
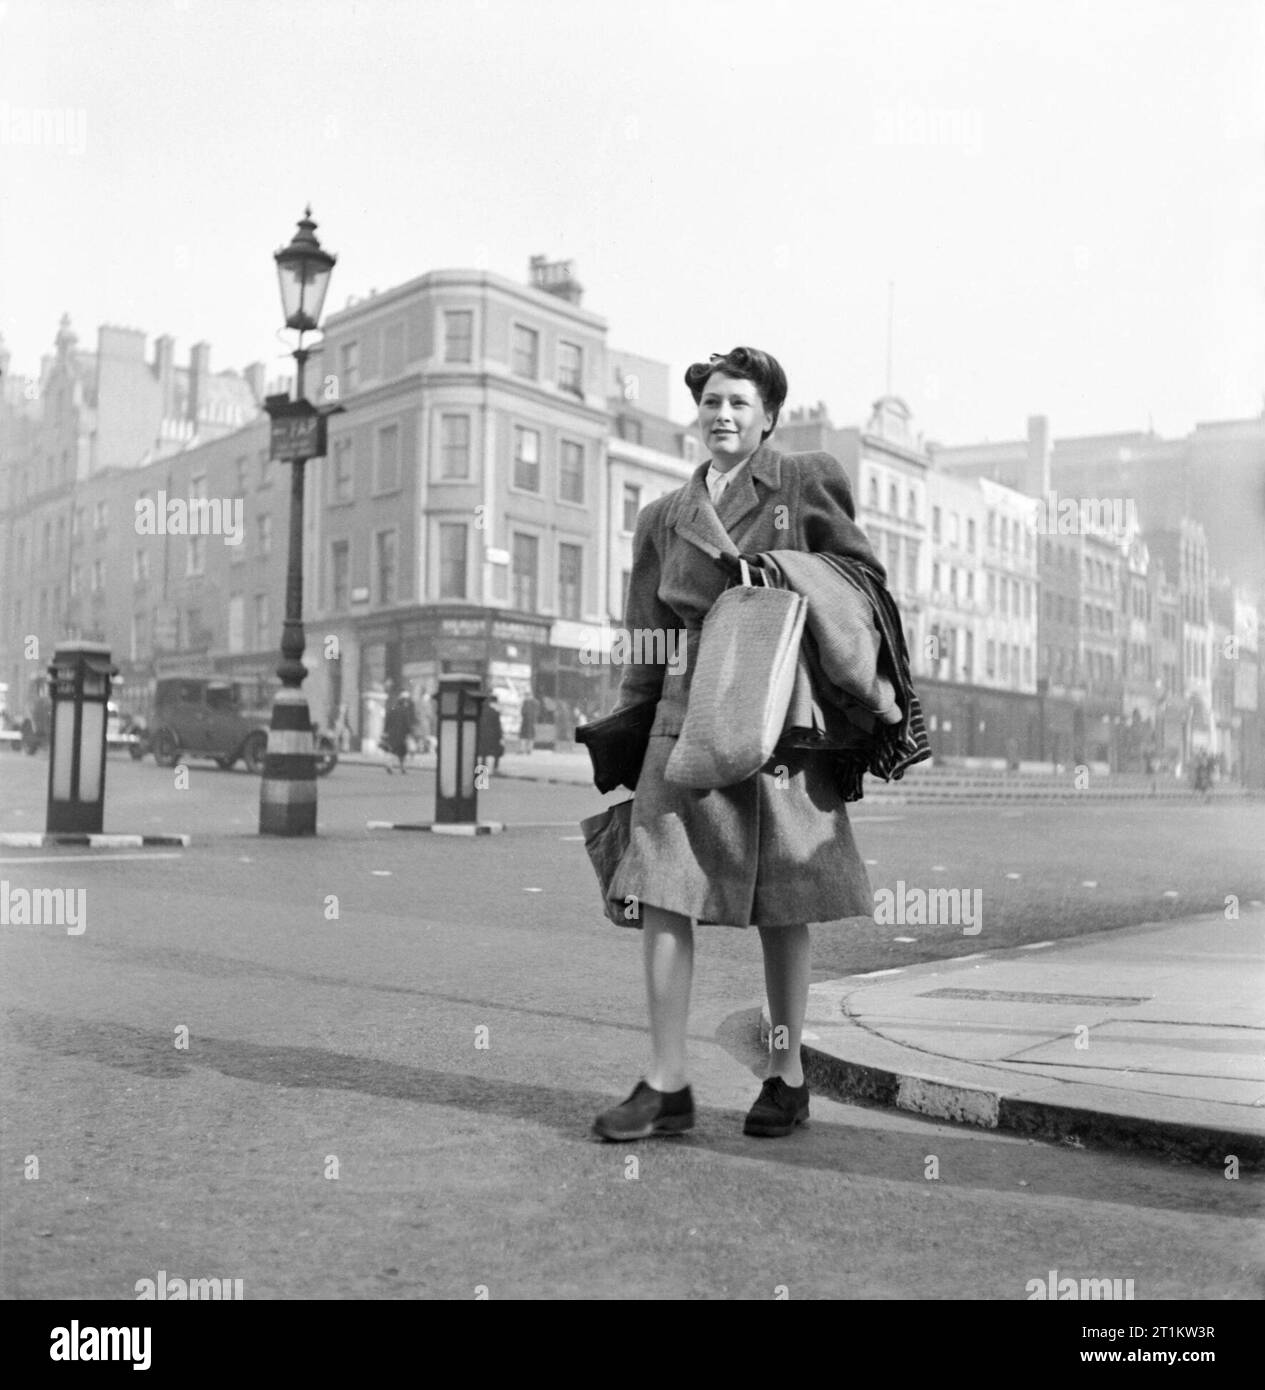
[381,693,415,775]
[477,696,505,774]
[593,346,890,1144]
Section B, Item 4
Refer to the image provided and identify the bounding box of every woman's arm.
[613,501,674,713]
[798,453,885,575]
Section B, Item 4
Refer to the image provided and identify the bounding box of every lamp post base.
[258,689,318,836]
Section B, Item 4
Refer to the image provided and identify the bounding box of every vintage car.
[146,676,335,774]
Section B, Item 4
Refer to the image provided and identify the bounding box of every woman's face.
[697,372,771,468]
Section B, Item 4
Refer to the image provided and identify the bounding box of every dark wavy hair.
[684,346,788,442]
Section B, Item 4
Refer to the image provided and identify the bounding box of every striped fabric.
[817,555,932,802]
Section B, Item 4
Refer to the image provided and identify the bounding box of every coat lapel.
[670,445,784,558]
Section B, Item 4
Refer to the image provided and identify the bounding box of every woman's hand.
[715,551,767,581]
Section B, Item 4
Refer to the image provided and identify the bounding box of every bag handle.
[738,556,771,588]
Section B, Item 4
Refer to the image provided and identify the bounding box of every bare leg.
[757,922,809,1088]
[641,905,694,1092]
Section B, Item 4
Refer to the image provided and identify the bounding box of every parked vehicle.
[106,702,143,756]
[145,676,336,774]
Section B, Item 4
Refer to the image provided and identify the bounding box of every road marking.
[1081,880,1097,887]
[1006,872,1021,879]
[0,852,182,865]
[893,936,917,943]
[955,953,988,961]
[559,835,585,842]
[851,815,904,823]
[852,967,904,978]
[931,864,945,872]
[524,887,543,893]
[372,870,392,876]
[1020,941,1053,950]
[1162,890,1179,898]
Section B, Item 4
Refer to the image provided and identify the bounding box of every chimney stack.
[154,334,175,418]
[188,341,211,426]
[1026,414,1050,497]
[244,361,266,404]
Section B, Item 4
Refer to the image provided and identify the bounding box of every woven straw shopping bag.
[664,559,808,789]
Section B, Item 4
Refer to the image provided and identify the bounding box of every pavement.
[761,909,1265,1168]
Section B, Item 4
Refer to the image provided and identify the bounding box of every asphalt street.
[1,752,1262,1300]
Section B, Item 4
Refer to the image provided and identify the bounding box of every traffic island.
[0,832,191,848]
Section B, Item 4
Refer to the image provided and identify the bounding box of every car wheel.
[242,732,268,774]
[129,742,145,761]
[152,729,180,768]
[315,734,338,777]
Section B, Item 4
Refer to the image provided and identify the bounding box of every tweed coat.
[607,443,883,928]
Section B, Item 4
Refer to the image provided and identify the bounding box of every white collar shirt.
[706,456,751,508]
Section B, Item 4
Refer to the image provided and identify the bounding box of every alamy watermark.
[873,881,982,935]
[578,622,688,676]
[1027,490,1138,540]
[0,881,85,935]
[0,103,87,155]
[135,492,244,546]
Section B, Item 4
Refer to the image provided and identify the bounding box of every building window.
[375,423,401,493]
[340,341,360,393]
[376,530,398,606]
[905,543,917,593]
[931,561,941,592]
[258,514,272,555]
[907,489,917,521]
[622,483,641,533]
[227,595,244,653]
[558,341,583,395]
[868,475,879,509]
[888,482,899,514]
[187,534,205,577]
[558,542,582,620]
[559,440,584,504]
[331,541,350,611]
[133,548,149,583]
[70,565,81,597]
[255,594,270,648]
[967,518,976,552]
[618,415,643,445]
[94,501,108,535]
[964,630,974,678]
[999,643,1009,681]
[513,426,540,492]
[511,532,538,612]
[931,506,941,542]
[620,569,632,618]
[440,414,471,480]
[438,523,468,600]
[444,310,473,363]
[332,436,354,501]
[966,572,975,601]
[511,324,539,379]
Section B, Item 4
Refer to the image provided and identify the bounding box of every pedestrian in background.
[519,692,539,754]
[478,695,505,775]
[381,693,415,775]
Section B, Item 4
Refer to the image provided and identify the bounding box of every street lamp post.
[259,207,337,837]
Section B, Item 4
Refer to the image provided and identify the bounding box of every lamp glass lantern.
[274,206,337,333]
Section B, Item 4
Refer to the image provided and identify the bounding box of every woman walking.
[592,346,917,1142]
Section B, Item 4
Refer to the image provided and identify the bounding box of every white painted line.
[372,870,392,877]
[931,864,946,872]
[852,967,904,978]
[893,936,917,943]
[1081,880,1097,887]
[1162,890,1179,898]
[0,852,182,865]
[1020,941,1054,950]
[365,821,394,829]
[955,953,988,961]
[239,857,253,863]
[851,815,904,823]
[524,887,543,893]
[1006,873,1021,880]
[559,835,584,842]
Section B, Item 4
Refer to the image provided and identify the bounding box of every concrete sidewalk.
[761,910,1265,1167]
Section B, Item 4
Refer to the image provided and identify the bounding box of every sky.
[1,0,1262,446]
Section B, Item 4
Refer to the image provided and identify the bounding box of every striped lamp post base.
[259,690,317,836]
